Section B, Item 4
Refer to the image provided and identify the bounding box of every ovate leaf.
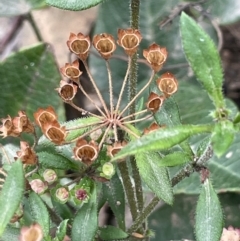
[195,178,223,241]
[28,192,50,237]
[136,152,173,205]
[98,226,128,240]
[71,183,98,241]
[112,125,211,161]
[180,12,224,109]
[46,0,105,10]
[0,160,24,236]
[56,219,69,241]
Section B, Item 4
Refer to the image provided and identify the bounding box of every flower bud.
[75,188,89,201]
[220,227,240,241]
[156,72,178,97]
[55,187,69,203]
[93,33,116,60]
[117,28,142,56]
[29,179,48,194]
[102,162,115,179]
[67,32,91,60]
[73,138,99,166]
[42,169,57,184]
[19,223,43,241]
[60,60,82,83]
[143,43,168,72]
[146,92,165,113]
[16,141,38,165]
[56,80,78,101]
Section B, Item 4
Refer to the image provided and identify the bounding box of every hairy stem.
[106,60,114,117]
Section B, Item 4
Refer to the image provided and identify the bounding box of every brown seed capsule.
[117,28,142,56]
[0,115,20,137]
[19,223,43,241]
[156,72,178,97]
[33,106,58,128]
[16,141,38,165]
[60,60,82,83]
[41,121,67,145]
[56,80,78,101]
[67,32,91,60]
[107,141,127,158]
[143,43,168,72]
[93,33,116,60]
[12,111,34,134]
[143,122,165,135]
[146,92,165,113]
[73,138,99,165]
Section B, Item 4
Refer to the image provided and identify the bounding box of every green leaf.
[38,151,78,170]
[28,192,50,237]
[98,226,128,240]
[1,226,20,241]
[195,178,223,241]
[46,0,105,10]
[0,0,46,16]
[112,125,212,161]
[158,152,192,167]
[136,152,173,205]
[211,121,235,157]
[71,183,98,241]
[103,173,125,230]
[0,43,63,119]
[56,219,69,241]
[0,160,24,236]
[180,12,224,109]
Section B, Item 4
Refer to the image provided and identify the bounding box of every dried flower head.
[156,72,178,97]
[93,33,116,60]
[67,32,91,60]
[73,138,99,165]
[60,60,82,83]
[0,115,19,137]
[19,223,43,241]
[143,43,168,72]
[117,28,142,56]
[33,106,58,128]
[13,111,34,134]
[41,121,67,145]
[56,80,78,101]
[16,141,38,165]
[146,92,165,113]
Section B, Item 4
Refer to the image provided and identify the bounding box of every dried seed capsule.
[67,32,91,60]
[16,141,38,165]
[19,223,43,241]
[143,43,168,72]
[117,28,142,56]
[156,72,178,97]
[59,60,82,83]
[56,80,78,101]
[93,33,116,60]
[146,92,165,113]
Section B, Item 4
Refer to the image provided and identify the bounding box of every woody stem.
[115,57,132,115]
[83,60,110,118]
[120,71,155,117]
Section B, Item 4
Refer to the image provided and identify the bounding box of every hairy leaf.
[195,178,223,241]
[136,152,173,205]
[98,226,128,240]
[180,12,224,109]
[0,160,24,236]
[28,192,50,237]
[46,0,105,10]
